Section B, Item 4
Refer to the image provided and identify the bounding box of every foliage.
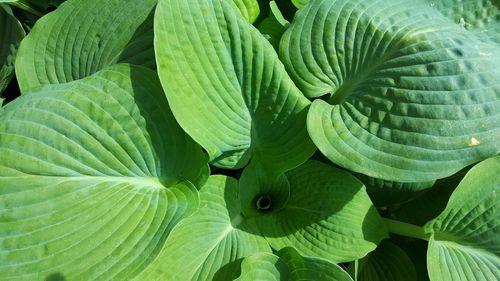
[0,0,498,280]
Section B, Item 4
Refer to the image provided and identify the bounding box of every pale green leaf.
[134,175,271,281]
[15,0,156,92]
[348,240,417,281]
[154,0,315,171]
[231,0,260,23]
[236,247,354,281]
[0,4,24,95]
[281,0,500,182]
[425,156,500,281]
[291,0,309,9]
[254,160,388,263]
[0,64,209,280]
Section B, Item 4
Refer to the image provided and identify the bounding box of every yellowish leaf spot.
[468,137,480,147]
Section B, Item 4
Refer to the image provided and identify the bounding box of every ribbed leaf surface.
[0,64,208,280]
[256,160,388,263]
[281,0,500,182]
[425,156,500,281]
[135,175,270,281]
[15,0,156,92]
[155,0,315,170]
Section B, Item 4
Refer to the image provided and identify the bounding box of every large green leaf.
[425,156,500,281]
[154,0,315,171]
[281,0,500,182]
[254,160,388,263]
[348,240,416,281]
[236,247,354,281]
[134,175,271,281]
[0,4,24,97]
[0,64,209,280]
[15,0,156,92]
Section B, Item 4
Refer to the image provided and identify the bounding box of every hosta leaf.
[134,175,271,281]
[155,0,315,171]
[254,160,388,263]
[232,0,260,23]
[0,4,24,95]
[15,0,156,92]
[236,247,354,281]
[258,1,289,50]
[281,0,500,182]
[0,64,209,280]
[348,240,417,281]
[425,156,500,281]
[291,0,309,9]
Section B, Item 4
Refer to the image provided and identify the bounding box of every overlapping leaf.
[14,0,157,92]
[232,0,260,23]
[0,4,24,98]
[425,156,500,281]
[0,64,208,280]
[139,160,387,279]
[348,240,416,281]
[281,0,500,182]
[155,0,315,170]
[236,248,354,281]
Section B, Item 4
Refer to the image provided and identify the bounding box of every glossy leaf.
[15,0,156,92]
[0,64,208,280]
[348,240,417,281]
[0,4,24,96]
[155,0,315,170]
[134,175,271,281]
[281,0,500,182]
[425,156,500,281]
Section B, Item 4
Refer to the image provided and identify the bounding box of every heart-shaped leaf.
[154,0,315,171]
[236,247,354,281]
[0,4,24,97]
[425,156,500,281]
[15,0,157,92]
[281,0,500,182]
[254,160,388,263]
[0,64,209,280]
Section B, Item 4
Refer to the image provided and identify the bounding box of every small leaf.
[236,247,354,281]
[0,64,208,279]
[231,0,260,23]
[15,0,156,92]
[0,4,24,95]
[425,156,500,281]
[154,0,315,171]
[348,240,417,281]
[258,1,289,50]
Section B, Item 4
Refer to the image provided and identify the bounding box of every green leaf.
[0,64,209,280]
[348,240,417,281]
[154,0,315,171]
[0,4,24,95]
[254,160,388,263]
[258,1,289,50]
[425,156,500,281]
[235,252,290,281]
[291,0,309,9]
[231,0,260,23]
[134,175,271,281]
[236,247,354,281]
[15,0,156,92]
[355,174,435,206]
[281,0,500,182]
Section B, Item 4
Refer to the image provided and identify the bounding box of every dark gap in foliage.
[210,164,244,179]
[255,195,272,211]
[3,75,21,104]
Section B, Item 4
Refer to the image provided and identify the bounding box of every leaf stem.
[10,0,43,17]
[383,218,430,241]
